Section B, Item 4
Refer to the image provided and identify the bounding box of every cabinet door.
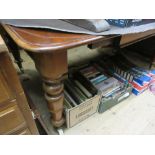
[0,52,23,96]
[0,101,26,134]
[0,70,14,103]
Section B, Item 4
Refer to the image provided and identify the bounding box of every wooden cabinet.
[0,50,38,135]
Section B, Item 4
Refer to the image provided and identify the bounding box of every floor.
[4,42,155,135]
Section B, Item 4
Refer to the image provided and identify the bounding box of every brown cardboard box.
[64,94,100,128]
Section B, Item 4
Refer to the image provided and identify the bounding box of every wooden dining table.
[1,23,155,128]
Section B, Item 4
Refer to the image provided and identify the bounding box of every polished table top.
[2,24,116,52]
[2,24,155,53]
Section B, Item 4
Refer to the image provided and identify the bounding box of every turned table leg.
[32,50,68,128]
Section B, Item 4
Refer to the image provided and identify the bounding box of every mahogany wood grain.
[32,51,68,127]
[3,24,155,53]
[2,24,116,52]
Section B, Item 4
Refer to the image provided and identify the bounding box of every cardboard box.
[64,94,100,128]
[98,84,132,113]
[71,63,132,115]
[89,62,132,113]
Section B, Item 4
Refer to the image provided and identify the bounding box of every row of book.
[95,54,155,95]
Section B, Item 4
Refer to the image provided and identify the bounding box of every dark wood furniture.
[1,24,155,128]
[0,41,38,135]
